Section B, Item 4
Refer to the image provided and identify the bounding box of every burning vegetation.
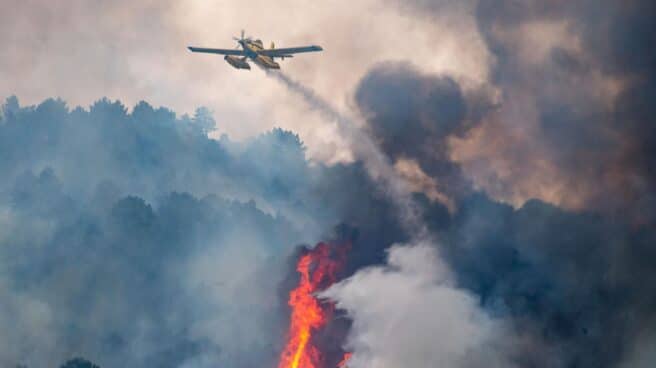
[278,243,351,368]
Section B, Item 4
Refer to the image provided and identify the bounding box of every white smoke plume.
[322,244,516,368]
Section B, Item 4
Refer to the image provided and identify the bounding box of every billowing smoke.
[334,1,656,367]
[2,1,655,367]
[323,243,516,368]
[452,0,656,220]
[266,70,428,237]
[268,1,656,367]
[266,70,516,368]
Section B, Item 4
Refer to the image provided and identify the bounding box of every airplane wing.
[259,45,323,58]
[188,47,245,56]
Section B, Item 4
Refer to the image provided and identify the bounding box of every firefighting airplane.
[187,30,323,70]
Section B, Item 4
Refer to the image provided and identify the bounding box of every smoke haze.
[2,0,656,367]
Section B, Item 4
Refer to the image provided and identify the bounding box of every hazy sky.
[1,0,488,162]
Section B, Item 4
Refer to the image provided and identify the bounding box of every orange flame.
[337,352,352,368]
[278,243,349,368]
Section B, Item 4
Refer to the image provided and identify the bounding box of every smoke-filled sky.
[2,0,488,163]
[2,1,656,367]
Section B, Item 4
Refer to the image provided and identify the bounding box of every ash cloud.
[339,1,656,367]
[381,0,656,219]
[454,0,656,219]
[354,62,493,202]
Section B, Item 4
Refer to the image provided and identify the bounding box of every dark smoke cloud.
[354,62,492,200]
[464,6,656,364]
[466,0,656,218]
[437,194,656,367]
[347,1,656,367]
[384,0,656,218]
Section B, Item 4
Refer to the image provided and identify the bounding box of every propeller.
[232,29,252,47]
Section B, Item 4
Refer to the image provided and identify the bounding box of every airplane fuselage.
[240,40,280,69]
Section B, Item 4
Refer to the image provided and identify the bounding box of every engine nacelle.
[224,55,250,70]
